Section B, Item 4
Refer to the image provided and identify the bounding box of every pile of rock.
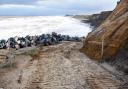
[0,32,82,50]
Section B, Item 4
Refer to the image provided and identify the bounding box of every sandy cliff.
[82,0,128,60]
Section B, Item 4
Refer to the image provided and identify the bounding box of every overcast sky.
[0,0,119,16]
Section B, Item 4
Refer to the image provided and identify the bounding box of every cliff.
[73,11,112,29]
[82,0,128,60]
[87,11,112,29]
[72,15,91,20]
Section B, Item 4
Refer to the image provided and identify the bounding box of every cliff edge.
[82,0,128,60]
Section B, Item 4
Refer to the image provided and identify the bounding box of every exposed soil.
[0,42,122,89]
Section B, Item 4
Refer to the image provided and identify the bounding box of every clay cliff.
[82,0,128,60]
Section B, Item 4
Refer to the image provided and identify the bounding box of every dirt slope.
[82,0,128,60]
[0,42,121,89]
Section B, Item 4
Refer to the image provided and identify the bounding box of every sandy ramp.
[0,42,121,89]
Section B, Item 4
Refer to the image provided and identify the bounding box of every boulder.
[81,0,128,60]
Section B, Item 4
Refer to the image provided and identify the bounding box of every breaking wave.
[0,16,91,39]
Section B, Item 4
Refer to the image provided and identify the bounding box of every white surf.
[0,16,91,39]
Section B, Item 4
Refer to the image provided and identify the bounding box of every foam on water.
[0,16,91,39]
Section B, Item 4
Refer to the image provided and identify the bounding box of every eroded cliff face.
[82,0,128,60]
[73,11,112,30]
[87,11,112,29]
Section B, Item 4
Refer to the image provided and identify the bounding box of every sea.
[0,16,91,39]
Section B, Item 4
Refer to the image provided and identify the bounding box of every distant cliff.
[81,0,128,60]
[87,11,112,29]
[72,15,91,20]
[73,11,112,29]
